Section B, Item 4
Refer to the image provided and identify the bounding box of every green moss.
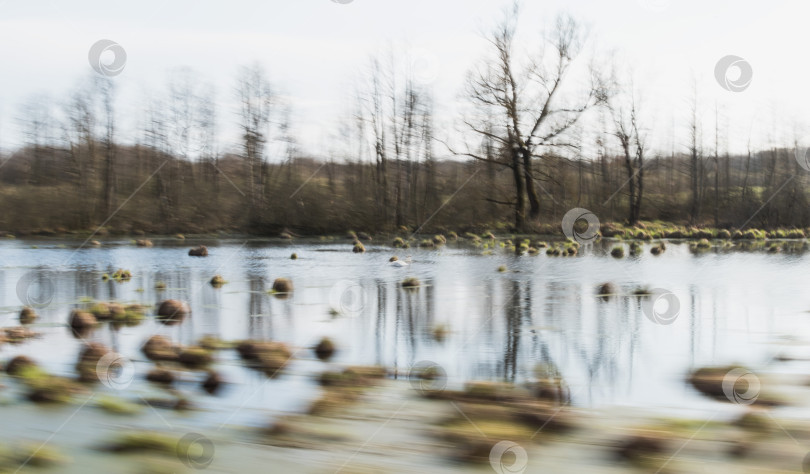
[105,431,178,454]
[97,395,141,415]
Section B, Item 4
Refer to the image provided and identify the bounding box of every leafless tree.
[236,63,274,215]
[608,81,646,225]
[456,5,607,230]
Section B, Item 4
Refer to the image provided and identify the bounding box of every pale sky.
[0,0,806,158]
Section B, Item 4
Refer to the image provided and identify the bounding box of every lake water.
[3,236,810,432]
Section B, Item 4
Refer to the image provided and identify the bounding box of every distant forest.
[2,8,809,236]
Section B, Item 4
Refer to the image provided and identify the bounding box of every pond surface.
[2,237,810,431]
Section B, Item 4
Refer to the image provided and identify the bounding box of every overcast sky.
[0,0,806,158]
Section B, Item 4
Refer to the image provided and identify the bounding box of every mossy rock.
[271,278,293,294]
[188,245,208,257]
[142,335,178,361]
[19,307,37,325]
[156,300,191,325]
[401,277,420,289]
[178,346,213,370]
[314,337,336,361]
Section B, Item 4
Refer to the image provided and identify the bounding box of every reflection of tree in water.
[371,278,432,375]
[199,269,221,336]
[247,275,267,339]
[373,278,386,367]
[503,279,522,381]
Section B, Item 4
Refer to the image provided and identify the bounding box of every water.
[2,236,810,430]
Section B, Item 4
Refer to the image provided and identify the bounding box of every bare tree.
[236,63,274,216]
[688,81,703,225]
[456,5,606,230]
[608,83,646,225]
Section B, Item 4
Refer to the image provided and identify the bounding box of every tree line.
[1,6,808,237]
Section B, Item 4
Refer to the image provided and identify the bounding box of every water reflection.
[0,239,809,414]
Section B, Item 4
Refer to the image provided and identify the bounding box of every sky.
[0,0,807,158]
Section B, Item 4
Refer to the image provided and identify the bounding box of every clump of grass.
[271,277,293,295]
[236,341,294,378]
[156,299,191,325]
[546,246,562,256]
[464,232,482,243]
[610,246,625,258]
[629,241,642,256]
[615,432,670,467]
[146,368,175,386]
[419,239,435,249]
[178,346,213,370]
[103,431,178,454]
[432,234,447,245]
[497,265,507,273]
[314,337,336,361]
[136,239,153,247]
[687,366,783,406]
[392,237,406,248]
[210,275,227,287]
[352,241,366,253]
[432,324,449,342]
[68,309,98,332]
[197,334,229,351]
[290,252,298,260]
[596,282,616,297]
[154,280,167,290]
[188,245,209,256]
[0,443,69,468]
[111,269,132,281]
[19,307,37,325]
[401,277,421,289]
[97,395,141,415]
[142,335,179,361]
